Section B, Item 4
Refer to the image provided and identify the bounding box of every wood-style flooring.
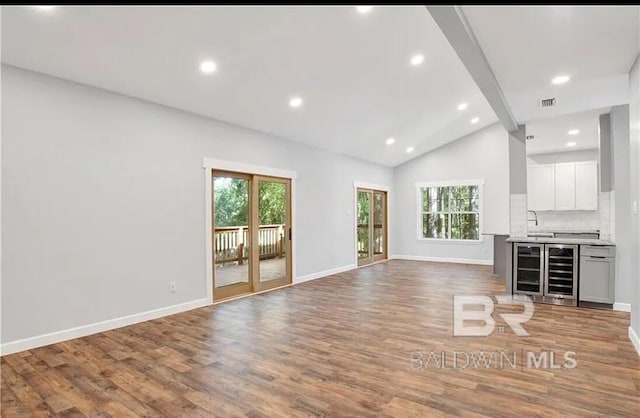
[2,260,639,417]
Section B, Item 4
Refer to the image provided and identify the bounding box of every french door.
[357,188,388,267]
[212,171,292,300]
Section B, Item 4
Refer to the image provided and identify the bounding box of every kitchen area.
[503,108,618,309]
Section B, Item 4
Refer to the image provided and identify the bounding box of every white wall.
[630,52,640,336]
[0,66,393,346]
[392,123,510,263]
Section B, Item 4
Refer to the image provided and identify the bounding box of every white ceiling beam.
[426,6,519,133]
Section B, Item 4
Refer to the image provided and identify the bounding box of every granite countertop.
[506,236,615,246]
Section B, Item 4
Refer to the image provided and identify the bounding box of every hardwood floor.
[2,260,639,417]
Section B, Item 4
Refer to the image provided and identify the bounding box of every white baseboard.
[614,302,631,312]
[629,327,640,356]
[0,257,492,356]
[0,298,210,356]
[295,264,356,284]
[391,254,493,266]
[1,262,359,357]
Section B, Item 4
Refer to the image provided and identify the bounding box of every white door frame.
[203,158,297,301]
[353,181,391,267]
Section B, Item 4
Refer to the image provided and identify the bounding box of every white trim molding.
[352,181,391,192]
[629,327,640,357]
[391,254,493,266]
[613,302,631,312]
[202,157,297,179]
[0,259,357,356]
[295,264,356,284]
[414,178,485,188]
[0,298,209,356]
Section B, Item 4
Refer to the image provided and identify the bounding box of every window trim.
[415,179,485,243]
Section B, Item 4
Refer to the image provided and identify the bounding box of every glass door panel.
[212,173,252,299]
[255,176,292,291]
[514,244,543,295]
[373,191,387,261]
[357,190,372,264]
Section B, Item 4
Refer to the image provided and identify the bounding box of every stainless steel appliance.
[513,243,578,306]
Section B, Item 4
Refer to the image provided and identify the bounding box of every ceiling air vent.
[540,97,556,108]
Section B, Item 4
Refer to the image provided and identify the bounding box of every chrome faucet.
[527,210,538,226]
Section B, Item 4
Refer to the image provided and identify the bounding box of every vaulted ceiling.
[463,6,638,123]
[1,6,496,167]
[2,6,638,166]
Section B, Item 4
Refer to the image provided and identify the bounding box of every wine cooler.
[513,243,578,306]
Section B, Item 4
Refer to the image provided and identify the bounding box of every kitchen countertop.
[526,229,600,234]
[506,236,615,246]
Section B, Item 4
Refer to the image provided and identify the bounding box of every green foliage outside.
[422,185,479,240]
[357,192,370,257]
[213,177,286,227]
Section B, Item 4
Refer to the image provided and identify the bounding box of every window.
[417,181,483,241]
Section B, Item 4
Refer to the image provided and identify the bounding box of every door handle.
[289,228,292,241]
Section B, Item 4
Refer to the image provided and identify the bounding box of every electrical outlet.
[169,281,177,293]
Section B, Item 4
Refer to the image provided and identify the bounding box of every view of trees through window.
[421,185,480,240]
[214,177,286,227]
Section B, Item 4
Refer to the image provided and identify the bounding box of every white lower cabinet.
[578,245,615,304]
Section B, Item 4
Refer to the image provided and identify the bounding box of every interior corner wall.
[610,105,632,305]
[509,125,528,237]
[391,122,510,263]
[0,65,393,345]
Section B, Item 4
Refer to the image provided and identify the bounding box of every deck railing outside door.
[214,225,285,265]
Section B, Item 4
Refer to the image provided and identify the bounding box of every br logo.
[453,295,534,336]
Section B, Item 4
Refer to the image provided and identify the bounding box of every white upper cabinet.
[527,164,555,211]
[527,161,598,211]
[554,163,577,210]
[575,161,599,210]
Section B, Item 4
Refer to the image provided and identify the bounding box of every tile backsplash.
[528,211,600,232]
[510,194,528,237]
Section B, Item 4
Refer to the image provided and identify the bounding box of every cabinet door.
[527,164,555,211]
[575,161,598,210]
[554,163,576,210]
[579,257,614,303]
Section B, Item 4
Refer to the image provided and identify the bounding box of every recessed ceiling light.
[385,137,395,145]
[568,129,580,135]
[566,141,577,147]
[410,54,424,66]
[457,102,468,111]
[289,97,303,108]
[33,6,56,10]
[552,75,570,85]
[406,146,415,153]
[199,60,217,74]
[470,117,480,124]
[356,6,373,13]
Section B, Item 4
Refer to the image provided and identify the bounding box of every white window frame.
[415,179,484,243]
